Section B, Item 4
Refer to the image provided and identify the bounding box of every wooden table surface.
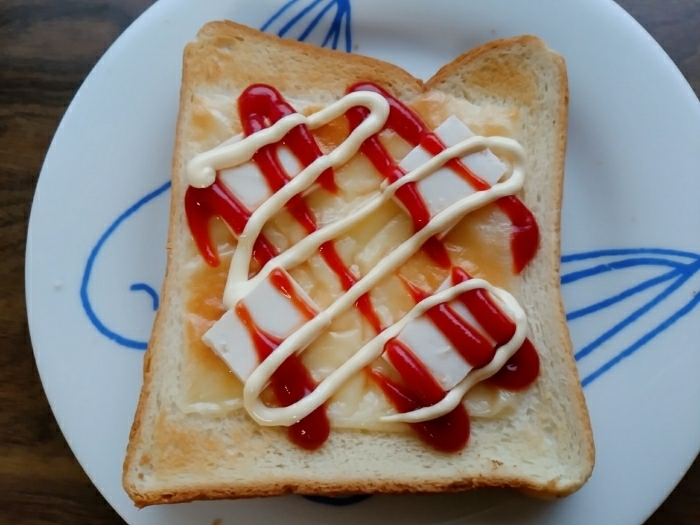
[2,0,699,523]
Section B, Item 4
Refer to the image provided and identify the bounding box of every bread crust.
[123,21,594,507]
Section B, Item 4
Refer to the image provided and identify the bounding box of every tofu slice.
[390,315,473,391]
[218,142,304,213]
[383,274,498,392]
[397,115,508,218]
[202,269,318,383]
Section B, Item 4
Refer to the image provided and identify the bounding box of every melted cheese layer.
[178,91,524,428]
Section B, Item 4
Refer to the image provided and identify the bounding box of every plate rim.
[25,0,700,524]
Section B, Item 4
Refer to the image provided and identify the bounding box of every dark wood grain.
[0,2,158,523]
[2,1,699,524]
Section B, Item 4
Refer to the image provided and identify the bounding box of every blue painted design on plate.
[561,248,700,387]
[261,0,352,52]
[129,283,160,311]
[79,181,171,350]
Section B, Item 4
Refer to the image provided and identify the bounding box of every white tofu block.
[396,116,508,218]
[414,164,476,218]
[277,146,305,178]
[433,115,508,187]
[202,269,318,382]
[434,273,496,347]
[219,162,272,213]
[244,272,315,339]
[384,274,501,391]
[390,316,473,391]
[202,309,260,383]
[219,145,304,213]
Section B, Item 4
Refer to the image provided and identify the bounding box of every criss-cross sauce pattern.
[184,84,540,451]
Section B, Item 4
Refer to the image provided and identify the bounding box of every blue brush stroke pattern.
[561,249,700,387]
[79,181,171,350]
[80,0,355,351]
[261,0,352,52]
[129,283,160,311]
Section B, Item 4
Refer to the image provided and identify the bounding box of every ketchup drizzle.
[185,81,543,453]
[487,339,540,391]
[237,84,383,333]
[450,267,540,390]
[318,241,383,333]
[384,339,444,406]
[238,84,337,193]
[236,289,330,451]
[368,369,470,453]
[347,82,540,274]
[400,277,495,369]
[269,268,317,320]
[184,179,277,268]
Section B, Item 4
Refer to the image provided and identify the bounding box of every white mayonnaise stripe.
[185,91,528,427]
[227,136,525,307]
[242,151,525,426]
[244,279,526,426]
[186,91,390,188]
[187,113,306,188]
[187,91,391,308]
[380,285,527,423]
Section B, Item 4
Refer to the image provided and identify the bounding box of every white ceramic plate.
[26,0,700,524]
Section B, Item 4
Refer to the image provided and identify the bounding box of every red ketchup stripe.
[422,237,451,268]
[344,104,451,268]
[450,266,515,345]
[184,179,277,268]
[450,266,539,390]
[497,197,540,274]
[367,369,470,453]
[235,300,330,451]
[269,268,318,320]
[238,84,337,193]
[488,338,540,391]
[400,276,494,369]
[348,82,539,274]
[236,84,384,333]
[426,304,494,369]
[384,339,445,406]
[318,242,383,334]
[250,143,319,234]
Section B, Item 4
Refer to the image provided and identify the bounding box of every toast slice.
[123,21,594,506]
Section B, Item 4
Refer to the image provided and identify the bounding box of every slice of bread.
[122,20,594,506]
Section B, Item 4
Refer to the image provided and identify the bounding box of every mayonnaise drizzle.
[246,279,526,426]
[186,91,528,427]
[228,134,523,308]
[187,93,389,185]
